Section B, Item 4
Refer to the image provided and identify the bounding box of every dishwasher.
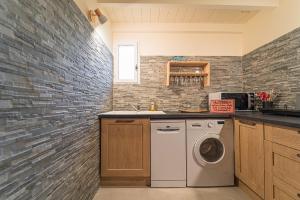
[151,120,186,187]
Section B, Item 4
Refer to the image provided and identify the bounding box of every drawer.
[265,124,300,150]
[273,143,300,190]
[273,177,300,200]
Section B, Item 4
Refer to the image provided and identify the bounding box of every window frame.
[114,42,139,84]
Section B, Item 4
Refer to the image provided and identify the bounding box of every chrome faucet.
[130,104,141,111]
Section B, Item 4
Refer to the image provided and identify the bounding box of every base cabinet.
[264,124,300,200]
[100,118,150,186]
[235,120,300,200]
[234,119,265,198]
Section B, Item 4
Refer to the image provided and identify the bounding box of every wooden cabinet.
[234,119,265,198]
[100,118,150,186]
[273,177,299,200]
[264,124,300,200]
[235,120,300,200]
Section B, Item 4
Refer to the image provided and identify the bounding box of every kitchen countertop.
[98,111,232,119]
[234,111,300,129]
[99,111,300,129]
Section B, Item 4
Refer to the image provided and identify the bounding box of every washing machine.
[186,119,234,187]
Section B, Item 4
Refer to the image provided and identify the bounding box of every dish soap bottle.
[149,102,157,111]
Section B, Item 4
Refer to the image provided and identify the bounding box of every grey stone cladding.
[113,56,243,111]
[0,0,113,200]
[242,27,300,109]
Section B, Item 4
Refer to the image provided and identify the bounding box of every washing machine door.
[193,134,225,166]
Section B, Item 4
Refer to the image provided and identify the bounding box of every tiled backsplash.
[242,27,300,109]
[0,0,113,199]
[113,56,243,111]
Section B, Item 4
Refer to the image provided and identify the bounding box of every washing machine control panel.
[207,121,224,128]
[187,120,225,133]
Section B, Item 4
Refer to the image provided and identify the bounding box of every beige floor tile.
[93,187,251,200]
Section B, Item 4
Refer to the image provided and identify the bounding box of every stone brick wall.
[113,56,243,111]
[114,27,300,111]
[242,27,300,109]
[0,0,113,200]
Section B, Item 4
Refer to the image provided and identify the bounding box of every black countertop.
[98,111,300,129]
[234,111,300,129]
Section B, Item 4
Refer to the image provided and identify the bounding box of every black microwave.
[209,92,255,111]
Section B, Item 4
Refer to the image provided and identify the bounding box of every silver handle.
[248,96,252,110]
[157,128,180,132]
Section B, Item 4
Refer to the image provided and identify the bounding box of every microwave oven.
[209,92,255,111]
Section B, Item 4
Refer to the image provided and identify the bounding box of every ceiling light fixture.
[88,8,108,24]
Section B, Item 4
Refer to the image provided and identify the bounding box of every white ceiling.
[97,0,278,24]
[97,0,279,8]
[101,6,259,24]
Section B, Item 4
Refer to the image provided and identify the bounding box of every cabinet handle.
[157,128,180,132]
[239,120,256,126]
[115,120,135,123]
[192,124,202,127]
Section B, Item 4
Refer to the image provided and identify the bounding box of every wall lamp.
[88,8,108,24]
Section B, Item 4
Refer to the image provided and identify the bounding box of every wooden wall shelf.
[166,61,210,87]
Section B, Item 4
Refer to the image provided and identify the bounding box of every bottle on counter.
[149,102,158,111]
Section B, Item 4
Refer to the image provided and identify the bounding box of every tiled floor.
[93,187,251,200]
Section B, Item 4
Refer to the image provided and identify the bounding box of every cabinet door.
[274,187,296,200]
[101,119,150,177]
[234,119,264,198]
[273,177,300,200]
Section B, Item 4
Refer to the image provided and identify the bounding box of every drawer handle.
[239,120,256,126]
[115,120,135,123]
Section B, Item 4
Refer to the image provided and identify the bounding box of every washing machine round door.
[193,134,225,166]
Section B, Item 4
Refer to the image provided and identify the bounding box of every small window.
[114,43,139,83]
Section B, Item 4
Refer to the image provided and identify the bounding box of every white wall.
[243,0,300,54]
[74,0,113,52]
[113,23,243,56]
